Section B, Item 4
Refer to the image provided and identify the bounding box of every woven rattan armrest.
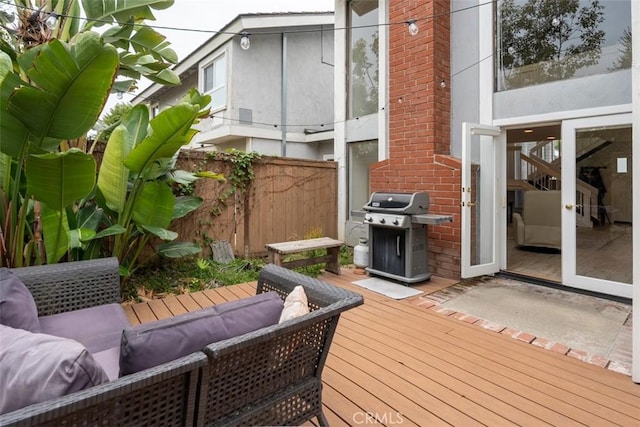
[257,263,363,311]
[199,264,364,426]
[10,257,121,316]
[0,352,207,427]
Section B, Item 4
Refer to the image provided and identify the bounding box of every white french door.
[461,123,505,278]
[561,114,633,298]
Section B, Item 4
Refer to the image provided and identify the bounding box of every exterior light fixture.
[524,129,534,133]
[46,12,58,28]
[407,20,418,36]
[240,32,251,50]
[440,79,446,88]
[116,90,124,100]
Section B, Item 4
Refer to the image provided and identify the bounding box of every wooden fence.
[173,152,338,259]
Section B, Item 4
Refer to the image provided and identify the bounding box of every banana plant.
[0,32,118,266]
[93,90,223,277]
[0,0,194,267]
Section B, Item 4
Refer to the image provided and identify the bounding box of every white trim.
[194,124,334,145]
[631,0,639,383]
[200,51,227,111]
[461,122,502,279]
[494,104,632,127]
[560,113,633,299]
[478,0,493,124]
[334,0,348,241]
[378,1,389,160]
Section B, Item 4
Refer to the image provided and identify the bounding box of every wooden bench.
[266,237,344,275]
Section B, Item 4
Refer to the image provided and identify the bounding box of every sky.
[104,0,335,114]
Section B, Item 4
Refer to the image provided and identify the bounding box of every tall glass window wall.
[349,140,378,217]
[348,0,379,117]
[496,0,631,91]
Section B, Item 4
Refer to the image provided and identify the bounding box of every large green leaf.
[0,52,29,157]
[104,24,179,85]
[132,181,174,229]
[157,241,202,258]
[129,26,178,63]
[123,104,150,148]
[123,103,199,173]
[97,104,149,212]
[26,149,96,210]
[41,203,69,264]
[142,225,177,241]
[82,0,174,27]
[93,224,126,239]
[8,33,118,140]
[97,126,130,213]
[69,228,96,249]
[173,196,202,219]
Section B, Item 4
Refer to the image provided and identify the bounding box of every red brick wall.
[370,0,461,279]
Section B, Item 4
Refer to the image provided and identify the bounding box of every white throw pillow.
[278,286,310,323]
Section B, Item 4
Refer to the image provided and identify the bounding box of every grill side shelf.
[411,214,453,225]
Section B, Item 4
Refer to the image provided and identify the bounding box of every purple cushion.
[39,303,130,353]
[0,268,40,333]
[0,325,109,415]
[119,292,284,376]
[92,347,121,381]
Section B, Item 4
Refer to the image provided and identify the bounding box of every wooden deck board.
[332,328,535,425]
[120,268,640,425]
[345,300,639,425]
[146,298,174,320]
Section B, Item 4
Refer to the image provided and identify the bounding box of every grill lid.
[363,192,429,215]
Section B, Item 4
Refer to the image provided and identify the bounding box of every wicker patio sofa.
[0,258,363,426]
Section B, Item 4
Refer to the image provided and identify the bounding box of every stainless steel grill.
[363,192,452,283]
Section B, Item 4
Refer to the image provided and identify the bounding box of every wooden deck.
[122,268,640,426]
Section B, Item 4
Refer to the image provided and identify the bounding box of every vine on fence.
[208,149,262,217]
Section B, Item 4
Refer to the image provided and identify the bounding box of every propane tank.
[353,237,369,268]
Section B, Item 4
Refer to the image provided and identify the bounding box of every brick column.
[371,0,461,279]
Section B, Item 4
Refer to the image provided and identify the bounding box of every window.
[202,53,226,110]
[348,140,378,217]
[496,0,631,91]
[348,0,379,118]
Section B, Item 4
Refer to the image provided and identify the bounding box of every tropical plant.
[94,102,133,144]
[0,0,205,269]
[92,89,223,278]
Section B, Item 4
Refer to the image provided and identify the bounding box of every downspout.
[281,33,288,156]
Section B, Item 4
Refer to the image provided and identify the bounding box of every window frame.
[200,51,227,112]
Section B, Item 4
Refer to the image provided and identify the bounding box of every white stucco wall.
[451,0,633,158]
[228,28,334,136]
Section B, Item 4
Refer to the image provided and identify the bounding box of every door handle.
[565,204,573,210]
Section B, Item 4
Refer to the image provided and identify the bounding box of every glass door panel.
[462,123,503,278]
[561,115,633,298]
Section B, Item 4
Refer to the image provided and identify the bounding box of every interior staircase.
[508,138,612,228]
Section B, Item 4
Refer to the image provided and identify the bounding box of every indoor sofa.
[513,190,562,250]
[0,258,363,426]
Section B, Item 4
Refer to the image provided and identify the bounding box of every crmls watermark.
[352,411,404,425]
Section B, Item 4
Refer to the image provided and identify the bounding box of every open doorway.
[505,122,633,289]
[506,124,563,282]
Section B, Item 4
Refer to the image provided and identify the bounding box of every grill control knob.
[379,218,386,224]
[393,219,399,226]
[364,214,373,223]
